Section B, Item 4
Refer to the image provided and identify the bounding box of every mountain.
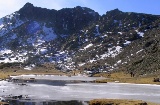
[0,3,160,75]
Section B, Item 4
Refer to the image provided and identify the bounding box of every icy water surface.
[0,75,160,104]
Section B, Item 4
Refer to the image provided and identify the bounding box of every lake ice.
[0,75,160,104]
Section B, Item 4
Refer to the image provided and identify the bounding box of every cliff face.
[0,2,160,74]
[18,3,99,35]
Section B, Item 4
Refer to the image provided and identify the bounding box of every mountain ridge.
[0,2,160,75]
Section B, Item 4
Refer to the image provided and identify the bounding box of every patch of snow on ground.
[0,49,28,63]
[117,60,122,64]
[84,43,93,50]
[43,24,57,41]
[0,56,28,63]
[40,48,48,54]
[85,38,88,42]
[0,49,12,54]
[100,46,122,59]
[122,62,127,64]
[0,13,25,36]
[135,30,144,37]
[59,51,66,55]
[101,34,108,38]
[136,49,143,54]
[33,39,45,47]
[6,13,15,19]
[138,32,144,37]
[118,32,122,35]
[89,59,97,63]
[24,64,35,70]
[124,40,131,45]
[78,63,85,67]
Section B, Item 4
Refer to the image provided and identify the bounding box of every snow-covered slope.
[0,3,160,75]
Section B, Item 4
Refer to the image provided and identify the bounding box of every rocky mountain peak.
[23,2,34,8]
[1,3,160,75]
[19,2,35,14]
[18,2,57,21]
[105,8,122,15]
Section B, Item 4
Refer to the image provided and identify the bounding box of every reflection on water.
[24,79,67,86]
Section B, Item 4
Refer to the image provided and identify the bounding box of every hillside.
[0,2,160,75]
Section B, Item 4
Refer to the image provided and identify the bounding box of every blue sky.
[0,0,160,18]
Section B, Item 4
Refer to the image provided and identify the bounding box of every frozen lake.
[0,75,160,104]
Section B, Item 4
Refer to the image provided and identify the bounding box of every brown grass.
[0,67,66,79]
[0,72,9,79]
[94,71,160,84]
[0,102,9,105]
[89,99,160,105]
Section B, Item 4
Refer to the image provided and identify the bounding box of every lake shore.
[89,99,160,105]
[0,71,160,105]
[1,67,160,84]
[1,71,160,85]
[93,71,160,85]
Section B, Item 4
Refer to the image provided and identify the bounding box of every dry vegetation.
[0,65,66,79]
[89,99,160,105]
[0,102,9,105]
[94,71,160,85]
[0,72,9,79]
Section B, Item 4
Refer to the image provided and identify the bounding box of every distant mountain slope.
[0,2,160,75]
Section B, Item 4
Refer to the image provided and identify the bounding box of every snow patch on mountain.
[0,12,26,37]
[27,21,40,34]
[80,43,93,50]
[136,49,143,54]
[24,64,35,70]
[0,49,28,63]
[89,59,97,63]
[78,63,85,67]
[53,51,76,71]
[135,30,144,37]
[101,34,108,38]
[138,32,144,37]
[42,24,57,41]
[0,49,12,54]
[124,40,131,45]
[40,48,48,54]
[100,46,122,59]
